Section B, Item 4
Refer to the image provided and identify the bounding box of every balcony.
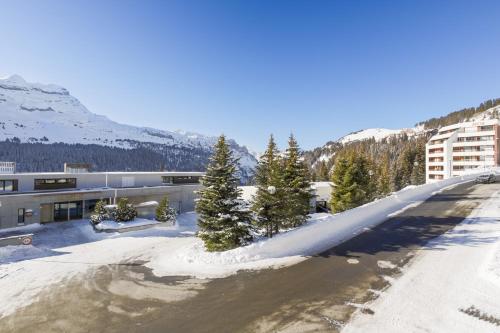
[452,141,495,147]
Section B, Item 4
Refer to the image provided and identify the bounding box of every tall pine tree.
[196,135,252,251]
[282,134,314,228]
[330,151,375,213]
[252,135,285,237]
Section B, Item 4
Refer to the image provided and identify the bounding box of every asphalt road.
[2,180,498,333]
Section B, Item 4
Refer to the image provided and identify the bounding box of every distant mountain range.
[0,75,257,181]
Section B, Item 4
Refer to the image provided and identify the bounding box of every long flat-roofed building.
[426,119,500,183]
[0,163,203,229]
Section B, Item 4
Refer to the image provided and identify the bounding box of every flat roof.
[0,171,205,176]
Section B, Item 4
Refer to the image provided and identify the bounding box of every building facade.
[426,119,500,183]
[0,167,203,230]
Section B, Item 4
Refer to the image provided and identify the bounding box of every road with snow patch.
[1,180,499,333]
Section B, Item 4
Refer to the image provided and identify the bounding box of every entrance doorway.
[54,201,83,221]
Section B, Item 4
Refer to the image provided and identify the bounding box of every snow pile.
[343,190,500,333]
[94,218,161,231]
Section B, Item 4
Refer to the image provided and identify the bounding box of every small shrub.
[155,196,177,223]
[112,198,137,222]
[90,200,108,225]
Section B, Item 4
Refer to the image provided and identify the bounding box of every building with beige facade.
[0,163,203,230]
[426,119,500,183]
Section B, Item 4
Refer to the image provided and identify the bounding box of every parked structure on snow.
[0,163,203,230]
[426,119,500,183]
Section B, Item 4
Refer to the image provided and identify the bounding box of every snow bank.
[94,218,161,231]
[145,170,497,279]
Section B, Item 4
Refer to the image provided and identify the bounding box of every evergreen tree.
[156,195,177,223]
[330,152,374,213]
[282,134,314,228]
[377,152,392,197]
[112,198,137,222]
[252,135,286,237]
[196,135,252,251]
[318,161,330,181]
[410,140,426,185]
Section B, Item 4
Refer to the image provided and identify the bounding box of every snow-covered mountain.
[338,127,420,144]
[0,75,257,177]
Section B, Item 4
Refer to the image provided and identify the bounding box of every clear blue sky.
[1,0,500,151]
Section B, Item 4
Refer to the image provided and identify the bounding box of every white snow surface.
[338,128,417,144]
[94,218,161,231]
[343,190,500,333]
[0,75,256,171]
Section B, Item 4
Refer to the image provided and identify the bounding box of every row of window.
[457,136,494,142]
[34,178,77,190]
[1,175,201,193]
[162,176,200,185]
[0,180,18,192]
[453,156,495,162]
[453,145,494,152]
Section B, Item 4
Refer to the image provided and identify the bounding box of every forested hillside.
[0,140,210,173]
[306,98,500,196]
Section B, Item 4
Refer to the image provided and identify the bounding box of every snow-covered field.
[343,190,500,333]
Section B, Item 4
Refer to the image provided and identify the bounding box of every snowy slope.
[338,127,420,144]
[0,75,257,172]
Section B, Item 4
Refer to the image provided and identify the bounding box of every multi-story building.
[426,119,500,183]
[0,163,203,230]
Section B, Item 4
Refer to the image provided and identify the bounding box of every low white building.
[239,182,332,211]
[426,119,500,183]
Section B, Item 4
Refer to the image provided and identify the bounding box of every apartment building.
[426,119,500,183]
[0,163,204,230]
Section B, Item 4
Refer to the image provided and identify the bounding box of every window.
[18,208,25,225]
[0,180,17,192]
[34,178,76,190]
[162,176,200,184]
[162,176,173,184]
[479,125,494,131]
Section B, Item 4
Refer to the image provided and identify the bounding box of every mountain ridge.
[0,75,257,180]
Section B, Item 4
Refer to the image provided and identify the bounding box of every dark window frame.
[34,178,77,190]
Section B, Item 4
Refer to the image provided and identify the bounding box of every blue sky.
[1,0,500,151]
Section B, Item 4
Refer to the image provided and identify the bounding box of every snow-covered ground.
[343,190,500,333]
[94,218,161,231]
[0,171,494,319]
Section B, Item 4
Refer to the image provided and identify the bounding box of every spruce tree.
[196,135,252,251]
[330,152,374,213]
[252,135,285,237]
[318,161,330,181]
[282,134,313,228]
[156,195,177,223]
[410,141,426,185]
[377,152,392,197]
